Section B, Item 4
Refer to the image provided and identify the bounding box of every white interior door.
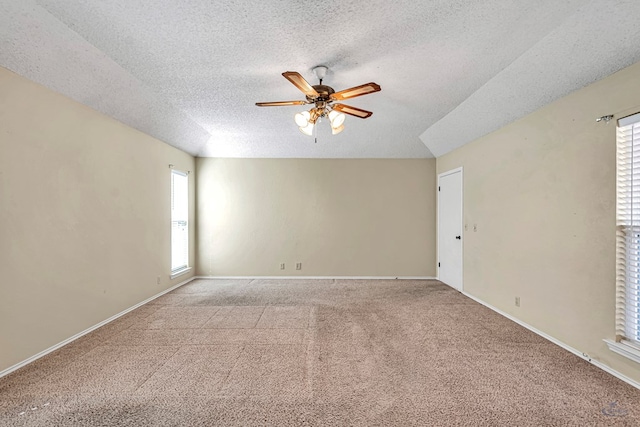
[438,169,463,290]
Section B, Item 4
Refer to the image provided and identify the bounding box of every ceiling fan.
[256,66,381,136]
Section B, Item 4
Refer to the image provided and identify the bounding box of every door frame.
[437,166,464,290]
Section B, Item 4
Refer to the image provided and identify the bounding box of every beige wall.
[0,67,195,373]
[197,158,436,277]
[437,61,640,382]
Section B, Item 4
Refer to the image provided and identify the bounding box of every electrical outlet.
[280,263,285,270]
[156,276,161,285]
[515,296,520,307]
[296,262,302,270]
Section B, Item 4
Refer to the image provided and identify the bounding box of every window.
[171,170,189,275]
[613,112,640,357]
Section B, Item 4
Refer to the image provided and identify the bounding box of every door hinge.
[438,262,440,267]
[438,186,441,191]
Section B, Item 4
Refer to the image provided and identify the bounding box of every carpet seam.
[252,306,267,328]
[254,306,268,328]
[132,346,182,393]
[197,306,224,329]
[219,344,247,391]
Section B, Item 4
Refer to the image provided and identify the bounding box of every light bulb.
[299,122,314,136]
[329,110,346,128]
[331,124,344,135]
[294,111,310,127]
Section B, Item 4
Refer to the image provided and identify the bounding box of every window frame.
[170,169,190,277]
[606,112,640,363]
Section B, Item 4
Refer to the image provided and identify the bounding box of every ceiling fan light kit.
[331,124,345,135]
[328,110,345,128]
[256,66,381,138]
[294,110,311,127]
[299,122,315,136]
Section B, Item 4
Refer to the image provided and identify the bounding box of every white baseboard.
[0,276,196,379]
[460,290,640,391]
[195,276,437,280]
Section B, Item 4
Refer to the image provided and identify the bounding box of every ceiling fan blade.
[330,82,381,101]
[282,71,320,98]
[333,103,373,119]
[255,100,308,107]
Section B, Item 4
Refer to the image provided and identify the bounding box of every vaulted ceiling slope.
[1,1,639,158]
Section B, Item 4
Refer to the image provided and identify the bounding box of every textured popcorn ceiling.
[1,1,640,158]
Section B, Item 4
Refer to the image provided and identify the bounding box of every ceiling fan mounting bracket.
[312,65,328,82]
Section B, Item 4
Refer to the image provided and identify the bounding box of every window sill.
[604,339,640,364]
[170,267,192,279]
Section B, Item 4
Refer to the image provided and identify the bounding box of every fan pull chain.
[315,117,319,143]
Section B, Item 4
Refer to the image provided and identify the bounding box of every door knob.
[455,235,461,240]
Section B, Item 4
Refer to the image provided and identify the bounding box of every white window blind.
[171,170,189,273]
[616,112,640,344]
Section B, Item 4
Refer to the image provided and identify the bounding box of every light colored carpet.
[1,279,639,426]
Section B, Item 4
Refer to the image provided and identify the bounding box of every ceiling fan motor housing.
[307,85,335,103]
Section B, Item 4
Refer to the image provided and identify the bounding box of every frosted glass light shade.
[331,124,344,135]
[329,110,345,128]
[294,110,311,127]
[299,122,314,136]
